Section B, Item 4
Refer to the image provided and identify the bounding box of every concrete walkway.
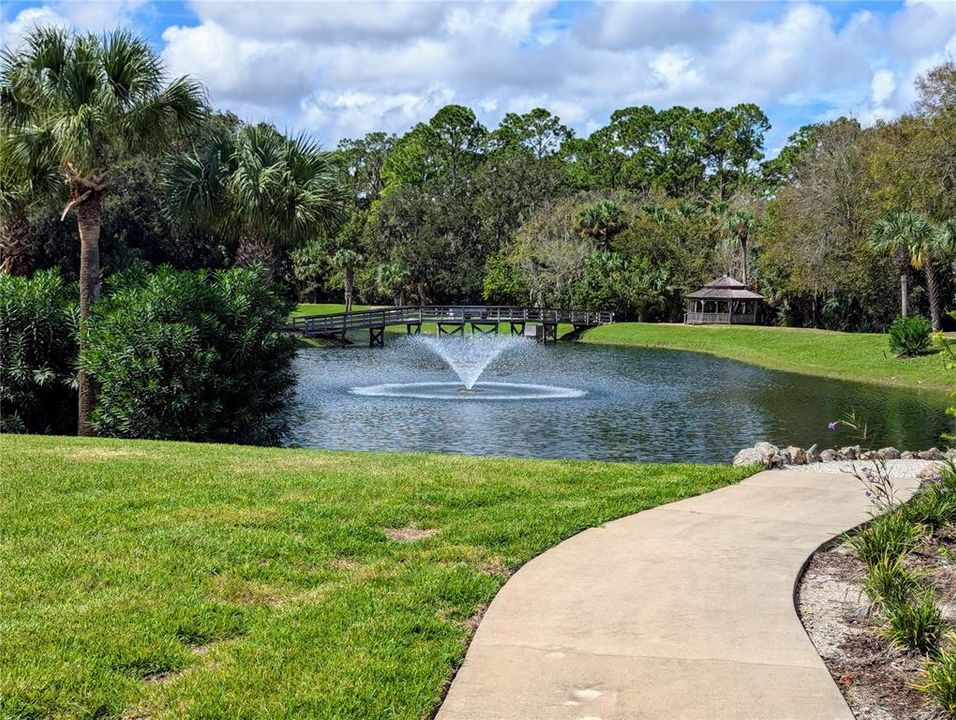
[438,470,920,720]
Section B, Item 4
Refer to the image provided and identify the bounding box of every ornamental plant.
[917,639,956,714]
[0,269,78,433]
[888,315,932,357]
[882,591,944,654]
[80,266,295,444]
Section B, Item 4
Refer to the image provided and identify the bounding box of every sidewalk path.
[437,469,920,720]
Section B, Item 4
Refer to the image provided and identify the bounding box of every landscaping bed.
[798,467,956,719]
[0,434,749,720]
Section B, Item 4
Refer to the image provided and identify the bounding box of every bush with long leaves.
[80,266,295,444]
[0,269,77,433]
[917,639,956,714]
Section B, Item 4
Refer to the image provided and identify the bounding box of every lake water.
[286,338,950,463]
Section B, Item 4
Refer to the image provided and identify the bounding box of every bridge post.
[541,323,558,343]
[406,323,421,335]
[369,327,385,347]
[438,322,464,337]
[509,321,525,336]
[470,322,498,335]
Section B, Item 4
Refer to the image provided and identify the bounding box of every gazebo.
[684,275,764,325]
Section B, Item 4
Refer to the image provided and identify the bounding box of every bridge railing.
[288,305,614,335]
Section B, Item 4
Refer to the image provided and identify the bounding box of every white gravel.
[782,458,941,478]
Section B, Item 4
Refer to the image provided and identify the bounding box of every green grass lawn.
[0,434,749,720]
[289,303,369,318]
[581,323,951,391]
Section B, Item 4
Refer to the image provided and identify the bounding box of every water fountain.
[412,335,524,390]
[350,334,585,400]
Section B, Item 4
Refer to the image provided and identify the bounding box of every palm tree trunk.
[344,268,354,313]
[739,231,749,285]
[76,192,103,436]
[236,233,276,277]
[0,207,35,275]
[925,259,942,331]
[896,249,909,317]
[900,273,909,318]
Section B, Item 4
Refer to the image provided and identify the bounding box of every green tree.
[330,248,362,312]
[382,105,486,191]
[0,132,60,275]
[491,108,572,159]
[760,124,819,188]
[699,104,770,201]
[574,201,630,249]
[870,211,933,321]
[1,27,206,435]
[375,262,410,306]
[337,131,396,205]
[651,106,707,197]
[165,123,345,278]
[713,197,758,285]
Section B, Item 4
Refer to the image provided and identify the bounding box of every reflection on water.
[286,337,950,463]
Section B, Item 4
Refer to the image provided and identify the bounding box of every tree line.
[1,26,954,439]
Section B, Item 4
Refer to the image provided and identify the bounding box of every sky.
[1,0,954,156]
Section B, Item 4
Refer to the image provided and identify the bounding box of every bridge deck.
[288,305,613,337]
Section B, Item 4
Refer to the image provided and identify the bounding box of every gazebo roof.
[685,275,764,301]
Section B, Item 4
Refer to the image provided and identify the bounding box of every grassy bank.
[0,435,748,720]
[581,323,951,391]
[290,303,369,318]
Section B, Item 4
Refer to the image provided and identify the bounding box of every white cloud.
[300,84,456,139]
[1,6,69,48]
[161,21,316,110]
[871,70,896,105]
[1,0,147,46]
[4,0,954,152]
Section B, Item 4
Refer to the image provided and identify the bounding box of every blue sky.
[2,1,954,155]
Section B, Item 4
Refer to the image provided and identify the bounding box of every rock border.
[733,442,951,469]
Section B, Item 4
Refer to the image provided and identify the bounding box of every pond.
[287,337,950,463]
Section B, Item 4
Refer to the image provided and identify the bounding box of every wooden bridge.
[288,305,614,346]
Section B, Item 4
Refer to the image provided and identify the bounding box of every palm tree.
[376,262,409,306]
[1,27,206,434]
[0,132,59,275]
[713,202,756,285]
[869,211,933,321]
[574,201,629,249]
[165,123,344,278]
[331,248,362,312]
[916,217,956,331]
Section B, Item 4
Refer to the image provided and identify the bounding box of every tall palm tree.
[376,261,409,306]
[917,217,956,331]
[331,248,362,312]
[869,211,933,321]
[0,132,59,275]
[713,202,756,285]
[165,123,344,278]
[1,27,206,434]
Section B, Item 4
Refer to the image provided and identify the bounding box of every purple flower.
[828,421,838,430]
[864,491,872,497]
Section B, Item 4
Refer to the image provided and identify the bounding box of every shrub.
[888,315,932,357]
[901,485,956,530]
[862,555,920,608]
[80,266,295,444]
[849,511,926,567]
[917,638,956,714]
[882,591,944,654]
[0,269,77,433]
